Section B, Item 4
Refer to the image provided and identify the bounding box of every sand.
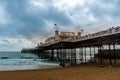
[0,64,120,80]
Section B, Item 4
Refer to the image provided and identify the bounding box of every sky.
[0,0,120,51]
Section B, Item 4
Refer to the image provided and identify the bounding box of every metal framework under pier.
[39,32,120,67]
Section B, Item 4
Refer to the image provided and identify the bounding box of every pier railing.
[73,26,120,42]
[42,26,120,46]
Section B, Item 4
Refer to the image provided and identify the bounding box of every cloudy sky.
[0,0,120,51]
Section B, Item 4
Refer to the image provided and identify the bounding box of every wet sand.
[0,64,120,80]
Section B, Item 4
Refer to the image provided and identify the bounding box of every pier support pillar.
[59,49,62,66]
[84,47,86,63]
[66,49,69,63]
[60,49,64,67]
[70,49,73,65]
[99,45,103,66]
[74,48,77,65]
[56,49,59,60]
[94,46,96,62]
[51,49,54,61]
[62,49,65,67]
[90,46,92,62]
[80,47,83,64]
[67,49,71,65]
[109,44,112,65]
[113,44,116,64]
[71,49,76,65]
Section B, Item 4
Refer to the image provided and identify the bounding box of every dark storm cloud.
[1,0,119,39]
[0,39,10,43]
[0,0,72,39]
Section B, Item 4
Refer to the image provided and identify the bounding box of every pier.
[22,26,120,67]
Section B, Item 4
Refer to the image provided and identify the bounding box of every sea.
[0,49,96,71]
[0,52,60,71]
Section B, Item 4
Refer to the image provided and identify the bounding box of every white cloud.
[0,4,9,25]
[53,0,84,9]
[30,0,48,9]
[0,38,36,51]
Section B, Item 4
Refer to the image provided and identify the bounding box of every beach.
[0,64,120,80]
